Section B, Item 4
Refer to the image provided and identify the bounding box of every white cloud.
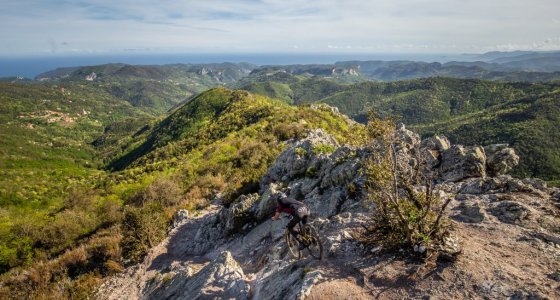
[0,0,559,55]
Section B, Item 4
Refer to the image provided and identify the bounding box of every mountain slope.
[35,63,255,112]
[96,124,560,300]
[107,87,363,180]
[237,76,560,180]
[237,59,560,83]
[0,86,365,297]
[415,90,560,181]
[0,82,154,209]
[0,81,162,275]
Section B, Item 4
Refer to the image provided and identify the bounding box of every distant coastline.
[0,52,463,78]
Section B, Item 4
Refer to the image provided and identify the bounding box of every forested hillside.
[0,87,364,297]
[36,63,255,112]
[237,75,560,181]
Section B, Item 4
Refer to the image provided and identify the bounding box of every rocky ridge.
[96,123,560,299]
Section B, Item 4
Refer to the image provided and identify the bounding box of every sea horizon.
[0,52,472,79]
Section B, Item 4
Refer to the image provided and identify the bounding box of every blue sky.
[1,0,559,56]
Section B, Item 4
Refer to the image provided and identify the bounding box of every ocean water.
[0,53,459,79]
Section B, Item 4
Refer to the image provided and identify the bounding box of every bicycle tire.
[285,229,301,259]
[304,226,323,260]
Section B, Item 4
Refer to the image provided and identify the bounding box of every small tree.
[120,203,168,263]
[363,112,452,260]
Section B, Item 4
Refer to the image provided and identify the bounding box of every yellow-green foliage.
[312,143,337,155]
[294,147,307,157]
[110,88,365,206]
[0,226,122,299]
[0,87,366,297]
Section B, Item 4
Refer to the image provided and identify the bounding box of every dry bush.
[104,259,124,274]
[97,198,124,226]
[195,173,227,193]
[63,187,95,210]
[64,273,102,300]
[362,113,452,259]
[58,246,88,278]
[127,176,183,207]
[182,186,211,211]
[0,227,122,299]
[272,123,306,141]
[144,177,182,206]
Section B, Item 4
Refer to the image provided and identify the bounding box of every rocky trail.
[96,126,560,299]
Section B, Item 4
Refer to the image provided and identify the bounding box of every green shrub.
[121,203,169,263]
[294,147,307,157]
[361,113,452,259]
[272,123,306,141]
[305,167,318,177]
[312,143,336,155]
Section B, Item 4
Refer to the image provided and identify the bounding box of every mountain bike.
[284,219,323,260]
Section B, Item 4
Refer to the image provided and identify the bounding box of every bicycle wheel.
[285,229,301,259]
[304,226,323,260]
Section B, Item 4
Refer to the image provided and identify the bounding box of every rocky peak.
[97,125,560,299]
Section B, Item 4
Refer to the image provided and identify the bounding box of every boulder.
[297,270,323,299]
[521,178,548,191]
[439,145,486,182]
[452,201,486,223]
[261,129,338,186]
[484,144,519,176]
[393,123,421,170]
[171,209,189,229]
[294,177,320,197]
[255,183,280,221]
[319,146,363,190]
[181,211,225,256]
[421,135,451,152]
[395,123,421,152]
[552,189,560,204]
[310,103,340,115]
[251,260,307,300]
[438,234,462,261]
[149,251,249,300]
[488,201,530,224]
[505,177,546,196]
[304,188,346,218]
[459,176,509,194]
[420,135,451,170]
[221,193,259,233]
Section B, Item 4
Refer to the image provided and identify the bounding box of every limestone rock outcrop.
[149,251,249,300]
[96,125,560,300]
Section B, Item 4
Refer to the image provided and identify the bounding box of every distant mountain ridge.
[32,62,255,112]
[249,59,560,82]
[35,62,255,82]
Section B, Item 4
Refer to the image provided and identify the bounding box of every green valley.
[0,84,364,297]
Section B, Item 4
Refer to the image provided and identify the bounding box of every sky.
[1,0,560,56]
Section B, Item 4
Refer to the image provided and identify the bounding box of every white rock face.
[149,251,249,300]
[484,144,520,176]
[439,145,487,182]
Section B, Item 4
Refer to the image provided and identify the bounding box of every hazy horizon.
[0,51,471,78]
